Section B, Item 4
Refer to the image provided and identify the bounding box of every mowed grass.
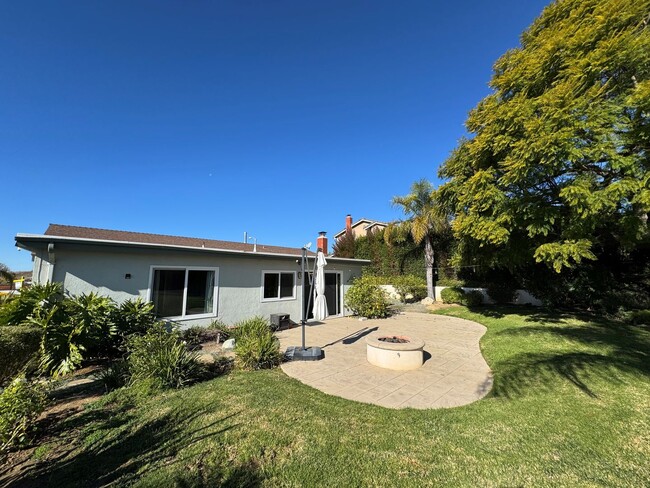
[7,307,650,487]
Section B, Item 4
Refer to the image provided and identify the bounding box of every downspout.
[47,243,56,283]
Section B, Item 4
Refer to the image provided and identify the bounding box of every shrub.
[112,298,157,339]
[234,317,282,370]
[486,283,518,304]
[207,320,232,343]
[126,322,202,389]
[345,276,391,318]
[628,309,650,325]
[464,290,484,307]
[31,305,84,378]
[437,277,464,287]
[0,326,42,386]
[0,282,63,326]
[64,293,117,358]
[182,326,206,350]
[95,360,130,392]
[0,376,48,456]
[441,286,465,304]
[392,275,427,303]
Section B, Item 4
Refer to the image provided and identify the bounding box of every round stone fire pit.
[366,334,425,371]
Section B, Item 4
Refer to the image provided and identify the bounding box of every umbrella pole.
[302,247,318,350]
[285,245,323,362]
[301,247,306,350]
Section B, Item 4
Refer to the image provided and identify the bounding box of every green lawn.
[7,307,650,487]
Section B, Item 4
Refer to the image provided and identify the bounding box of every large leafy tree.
[438,0,650,278]
[0,263,14,285]
[386,179,450,299]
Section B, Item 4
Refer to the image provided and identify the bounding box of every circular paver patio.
[277,311,493,409]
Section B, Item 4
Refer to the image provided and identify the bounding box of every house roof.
[333,218,388,238]
[16,224,370,263]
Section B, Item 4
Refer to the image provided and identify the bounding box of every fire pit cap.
[365,334,424,351]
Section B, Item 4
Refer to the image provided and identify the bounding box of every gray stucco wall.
[31,244,364,327]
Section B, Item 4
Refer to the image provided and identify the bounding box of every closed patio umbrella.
[312,250,328,321]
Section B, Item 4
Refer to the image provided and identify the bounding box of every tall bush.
[33,305,84,378]
[65,293,117,358]
[345,276,391,318]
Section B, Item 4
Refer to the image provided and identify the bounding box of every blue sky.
[1,0,550,270]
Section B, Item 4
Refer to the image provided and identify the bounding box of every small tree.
[332,229,356,258]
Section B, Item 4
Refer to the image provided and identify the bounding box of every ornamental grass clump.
[344,276,391,318]
[126,322,202,389]
[233,316,282,370]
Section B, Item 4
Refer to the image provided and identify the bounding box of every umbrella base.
[285,346,324,361]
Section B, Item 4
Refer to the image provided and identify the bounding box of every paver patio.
[277,311,492,409]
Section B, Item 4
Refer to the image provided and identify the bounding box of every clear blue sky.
[1,0,550,271]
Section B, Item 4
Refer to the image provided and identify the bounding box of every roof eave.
[14,234,371,264]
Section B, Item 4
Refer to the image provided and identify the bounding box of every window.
[262,271,295,301]
[150,267,217,318]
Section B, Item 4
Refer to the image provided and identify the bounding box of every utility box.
[270,313,290,330]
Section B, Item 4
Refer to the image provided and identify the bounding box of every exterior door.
[303,271,341,319]
[324,272,341,316]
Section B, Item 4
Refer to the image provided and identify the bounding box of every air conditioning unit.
[270,313,290,330]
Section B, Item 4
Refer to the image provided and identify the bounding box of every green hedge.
[0,326,42,386]
[486,283,518,304]
[440,287,465,304]
[392,275,427,303]
[464,290,484,307]
[440,287,484,306]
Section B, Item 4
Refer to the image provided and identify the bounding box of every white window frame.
[147,265,219,319]
[261,270,296,302]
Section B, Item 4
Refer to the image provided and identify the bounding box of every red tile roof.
[44,224,314,257]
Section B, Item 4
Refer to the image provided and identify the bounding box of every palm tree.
[386,179,449,299]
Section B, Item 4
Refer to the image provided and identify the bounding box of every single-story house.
[15,224,370,326]
[334,214,388,240]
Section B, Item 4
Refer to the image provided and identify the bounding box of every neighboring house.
[15,224,369,326]
[0,270,31,294]
[334,215,388,240]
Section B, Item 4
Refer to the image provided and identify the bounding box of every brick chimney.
[317,231,328,255]
[346,214,353,234]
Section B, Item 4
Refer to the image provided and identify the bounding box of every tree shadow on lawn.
[5,400,248,488]
[490,312,650,399]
